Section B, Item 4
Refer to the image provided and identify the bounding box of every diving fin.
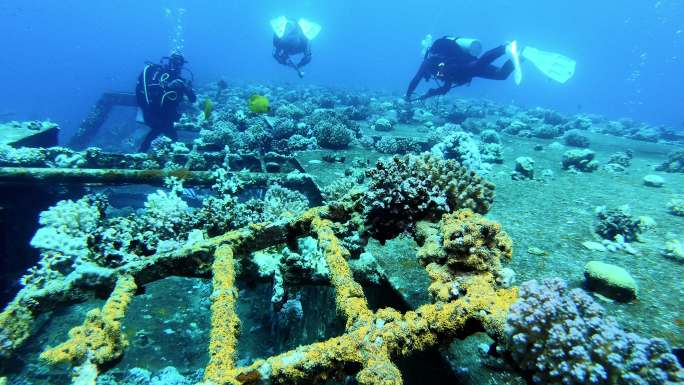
[270,16,288,39]
[421,34,433,56]
[507,40,523,85]
[522,46,576,84]
[135,108,145,124]
[298,18,322,40]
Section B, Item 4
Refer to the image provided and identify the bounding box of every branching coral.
[363,154,495,241]
[595,205,643,242]
[431,131,482,170]
[307,109,357,149]
[30,195,106,259]
[505,278,684,384]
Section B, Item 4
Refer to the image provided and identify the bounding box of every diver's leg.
[162,121,178,141]
[476,45,507,67]
[475,61,515,81]
[139,127,160,152]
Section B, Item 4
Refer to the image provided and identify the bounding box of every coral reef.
[667,197,684,217]
[431,132,482,171]
[595,205,643,242]
[656,150,684,173]
[415,209,512,275]
[307,109,357,149]
[506,278,684,384]
[363,154,495,241]
[563,129,590,148]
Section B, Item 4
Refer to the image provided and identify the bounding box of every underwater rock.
[583,261,638,301]
[506,278,682,384]
[662,239,684,264]
[0,120,59,148]
[582,241,607,252]
[562,149,599,172]
[562,129,590,148]
[643,174,666,187]
[512,157,534,180]
[372,117,393,132]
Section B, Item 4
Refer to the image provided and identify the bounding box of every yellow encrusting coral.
[418,209,512,274]
[0,299,35,358]
[203,245,241,385]
[311,215,373,329]
[2,198,519,384]
[39,275,136,366]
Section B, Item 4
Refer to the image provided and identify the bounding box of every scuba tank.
[454,38,482,57]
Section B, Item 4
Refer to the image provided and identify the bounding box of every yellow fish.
[249,95,269,114]
[203,98,213,120]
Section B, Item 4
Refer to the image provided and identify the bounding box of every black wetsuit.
[135,64,196,152]
[273,21,311,75]
[406,36,514,101]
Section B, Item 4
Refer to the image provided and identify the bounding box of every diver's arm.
[420,81,452,100]
[185,84,197,103]
[406,61,429,101]
[273,49,290,65]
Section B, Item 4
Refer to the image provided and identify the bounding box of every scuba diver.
[406,36,519,101]
[406,35,577,102]
[135,53,196,152]
[271,16,322,78]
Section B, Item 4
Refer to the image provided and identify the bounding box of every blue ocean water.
[0,0,682,140]
[1,2,684,384]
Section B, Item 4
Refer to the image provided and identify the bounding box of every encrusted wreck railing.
[0,201,517,384]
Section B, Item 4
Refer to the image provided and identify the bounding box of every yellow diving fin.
[522,46,576,84]
[298,18,322,40]
[270,16,288,39]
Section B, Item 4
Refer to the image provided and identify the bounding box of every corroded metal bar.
[311,215,373,329]
[0,167,324,204]
[229,274,517,385]
[204,245,241,385]
[39,275,137,366]
[0,167,213,185]
[310,214,401,385]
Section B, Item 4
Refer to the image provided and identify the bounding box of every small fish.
[248,95,269,114]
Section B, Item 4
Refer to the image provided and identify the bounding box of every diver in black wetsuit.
[135,53,196,152]
[406,37,515,101]
[273,19,312,78]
